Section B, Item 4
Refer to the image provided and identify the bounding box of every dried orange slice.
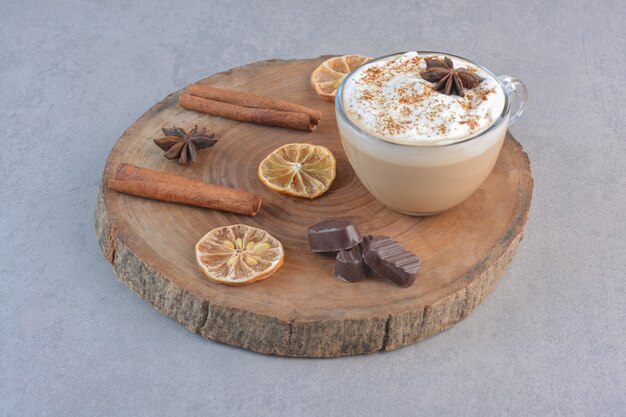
[258,143,336,199]
[195,224,284,286]
[310,54,371,101]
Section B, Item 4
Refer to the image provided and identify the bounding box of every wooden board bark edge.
[94,57,533,357]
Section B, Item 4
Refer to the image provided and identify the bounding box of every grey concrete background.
[1,0,625,415]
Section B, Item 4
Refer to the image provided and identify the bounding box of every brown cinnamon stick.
[108,163,261,216]
[179,84,321,131]
[179,94,318,131]
[188,84,321,123]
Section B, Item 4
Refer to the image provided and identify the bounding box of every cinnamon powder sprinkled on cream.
[342,52,506,145]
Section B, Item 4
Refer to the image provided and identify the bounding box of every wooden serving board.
[95,56,533,357]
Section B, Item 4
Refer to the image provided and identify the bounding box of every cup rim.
[335,51,511,148]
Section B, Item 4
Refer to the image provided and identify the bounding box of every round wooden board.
[95,56,533,357]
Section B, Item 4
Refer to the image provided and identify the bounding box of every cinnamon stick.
[179,94,318,131]
[188,84,321,124]
[108,163,261,216]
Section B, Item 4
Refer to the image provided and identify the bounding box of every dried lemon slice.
[195,224,284,286]
[310,54,371,101]
[258,143,336,199]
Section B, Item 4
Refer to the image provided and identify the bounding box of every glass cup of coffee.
[335,51,527,215]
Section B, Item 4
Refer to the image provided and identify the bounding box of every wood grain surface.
[95,56,533,357]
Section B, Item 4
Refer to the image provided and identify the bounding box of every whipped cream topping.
[341,52,506,145]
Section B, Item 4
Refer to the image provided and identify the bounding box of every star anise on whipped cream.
[420,56,484,97]
[153,125,217,164]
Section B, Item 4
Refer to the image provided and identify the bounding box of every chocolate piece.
[308,219,362,252]
[334,247,365,282]
[363,236,421,287]
[334,236,373,282]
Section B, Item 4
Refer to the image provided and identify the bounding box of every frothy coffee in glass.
[336,52,514,215]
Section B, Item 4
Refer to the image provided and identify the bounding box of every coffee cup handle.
[498,75,527,126]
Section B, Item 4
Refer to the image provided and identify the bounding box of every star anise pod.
[153,125,217,164]
[420,56,484,97]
